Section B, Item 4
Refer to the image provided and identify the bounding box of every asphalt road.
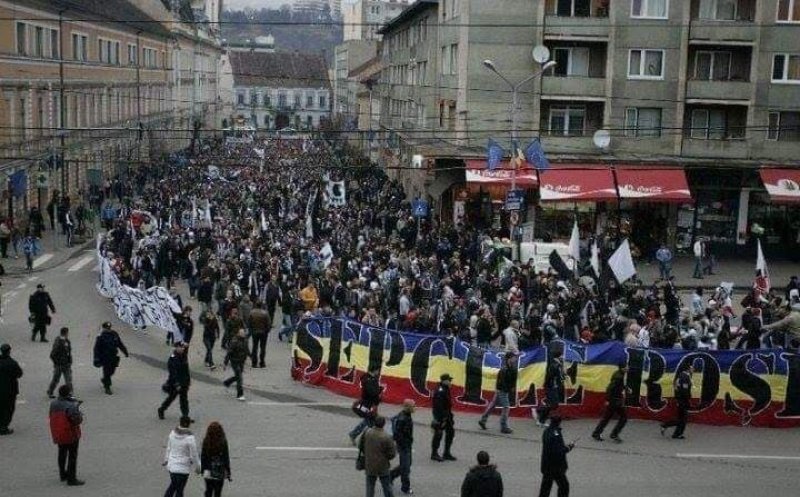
[0,251,798,497]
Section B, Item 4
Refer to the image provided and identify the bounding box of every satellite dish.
[593,129,611,149]
[532,45,551,64]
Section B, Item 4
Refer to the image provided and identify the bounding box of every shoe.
[592,434,604,442]
[660,425,666,437]
[47,392,55,399]
[104,387,113,395]
[611,435,623,443]
[672,435,685,440]
[259,363,266,368]
[0,429,13,435]
[500,428,513,434]
[443,453,457,461]
[349,435,357,446]
[40,338,49,343]
[278,334,283,342]
[237,396,246,402]
[536,419,549,428]
[401,489,414,495]
[478,420,487,430]
[157,407,165,420]
[430,453,443,462]
[66,479,85,486]
[60,475,67,482]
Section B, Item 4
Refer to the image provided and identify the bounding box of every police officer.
[661,364,694,439]
[431,373,456,462]
[92,322,129,395]
[536,349,565,427]
[158,342,191,421]
[29,283,56,342]
[592,362,630,442]
[539,415,574,497]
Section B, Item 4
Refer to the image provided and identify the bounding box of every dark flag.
[549,250,573,281]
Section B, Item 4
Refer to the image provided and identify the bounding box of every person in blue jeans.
[349,367,383,444]
[478,352,517,434]
[655,244,673,280]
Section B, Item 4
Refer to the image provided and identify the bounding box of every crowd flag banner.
[486,138,504,171]
[590,240,601,279]
[325,176,346,207]
[260,210,268,232]
[305,188,317,238]
[568,219,580,274]
[756,239,771,292]
[524,138,550,171]
[204,199,212,225]
[191,198,197,228]
[608,239,637,284]
[320,242,334,268]
[292,317,800,428]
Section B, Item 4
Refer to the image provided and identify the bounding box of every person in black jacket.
[158,342,192,421]
[201,421,231,497]
[536,349,565,427]
[478,352,517,434]
[29,283,56,342]
[539,416,574,497]
[348,366,383,444]
[92,322,129,395]
[47,327,73,399]
[0,343,23,435]
[591,362,630,442]
[461,451,503,497]
[661,364,694,439]
[431,373,456,462]
[389,399,415,495]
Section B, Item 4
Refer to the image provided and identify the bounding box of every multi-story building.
[0,0,222,220]
[378,0,800,256]
[334,40,379,121]
[228,49,331,131]
[343,0,410,41]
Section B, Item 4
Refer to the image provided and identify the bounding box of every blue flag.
[524,138,550,170]
[10,170,26,198]
[487,138,504,171]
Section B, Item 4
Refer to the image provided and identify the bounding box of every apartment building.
[378,0,800,256]
[343,0,411,41]
[0,0,222,219]
[334,39,379,120]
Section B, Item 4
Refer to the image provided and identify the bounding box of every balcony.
[683,104,749,159]
[689,0,757,43]
[544,0,609,39]
[686,80,751,101]
[682,138,749,159]
[542,76,606,98]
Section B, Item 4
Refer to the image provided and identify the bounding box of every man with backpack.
[49,384,84,486]
[389,400,415,495]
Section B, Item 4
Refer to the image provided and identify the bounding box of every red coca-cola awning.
[760,168,800,203]
[465,160,538,187]
[539,166,617,202]
[615,167,692,202]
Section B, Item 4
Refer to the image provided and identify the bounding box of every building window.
[772,54,800,83]
[34,26,44,57]
[306,115,313,129]
[624,107,662,137]
[767,111,800,141]
[307,95,314,108]
[294,94,301,109]
[632,0,668,19]
[548,106,586,136]
[628,49,665,79]
[777,0,800,22]
[251,93,259,106]
[690,108,745,139]
[694,51,732,80]
[16,22,26,55]
[278,94,287,108]
[237,92,245,105]
[264,94,271,107]
[319,95,327,109]
[51,29,59,59]
[128,44,137,65]
[143,48,157,68]
[72,33,87,61]
[697,0,739,20]
[548,0,591,16]
[553,47,590,77]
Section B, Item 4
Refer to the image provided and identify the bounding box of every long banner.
[291,317,800,428]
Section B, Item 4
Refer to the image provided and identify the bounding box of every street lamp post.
[482,57,555,248]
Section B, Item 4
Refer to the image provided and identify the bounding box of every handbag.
[352,400,371,418]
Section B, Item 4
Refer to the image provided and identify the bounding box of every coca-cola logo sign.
[542,183,581,193]
[620,184,663,194]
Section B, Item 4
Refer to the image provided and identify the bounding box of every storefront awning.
[760,168,800,203]
[465,160,538,187]
[539,167,617,202]
[615,167,692,202]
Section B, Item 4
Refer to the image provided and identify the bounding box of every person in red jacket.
[49,384,84,486]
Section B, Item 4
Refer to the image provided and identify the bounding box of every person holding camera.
[48,384,84,486]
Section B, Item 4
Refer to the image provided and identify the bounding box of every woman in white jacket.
[163,416,200,497]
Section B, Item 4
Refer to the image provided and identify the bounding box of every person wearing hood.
[163,416,200,497]
[460,451,503,497]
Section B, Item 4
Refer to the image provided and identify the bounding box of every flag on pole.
[191,198,197,228]
[204,199,212,225]
[305,189,316,239]
[487,138,504,171]
[260,210,268,232]
[548,250,573,281]
[590,240,601,278]
[756,238,770,293]
[320,242,334,268]
[524,138,550,170]
[568,219,580,272]
[608,239,637,284]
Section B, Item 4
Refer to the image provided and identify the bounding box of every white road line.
[255,447,358,452]
[6,291,18,298]
[67,255,93,272]
[32,253,53,268]
[676,453,800,461]
[16,400,27,405]
[15,283,25,289]
[27,276,38,281]
[248,401,353,407]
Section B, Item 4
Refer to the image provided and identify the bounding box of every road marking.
[255,447,358,452]
[15,283,26,289]
[16,400,27,405]
[676,453,800,461]
[248,401,352,407]
[27,276,38,281]
[67,256,93,272]
[33,254,53,268]
[5,291,18,299]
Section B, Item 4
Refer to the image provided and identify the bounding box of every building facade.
[334,39,379,120]
[377,0,800,256]
[228,50,331,131]
[0,0,222,220]
[343,0,410,41]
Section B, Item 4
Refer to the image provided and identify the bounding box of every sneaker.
[401,489,414,495]
[592,434,604,442]
[478,420,487,430]
[500,427,514,434]
[66,480,85,486]
[610,435,623,443]
[536,419,549,428]
[672,435,685,440]
[660,425,666,437]
[430,453,443,462]
[237,396,246,402]
[443,453,457,461]
[157,407,165,420]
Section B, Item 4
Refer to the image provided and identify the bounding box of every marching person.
[201,421,232,497]
[0,343,23,435]
[460,451,504,497]
[249,301,271,368]
[47,327,73,399]
[158,342,192,421]
[431,373,456,462]
[349,366,383,445]
[661,364,694,440]
[591,362,630,443]
[222,329,249,401]
[200,310,221,368]
[29,283,56,342]
[389,399,415,495]
[49,384,84,486]
[162,415,201,497]
[92,322,129,395]
[539,416,573,497]
[360,415,396,497]
[536,349,565,427]
[478,352,517,434]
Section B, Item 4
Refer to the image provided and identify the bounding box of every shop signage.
[505,189,525,211]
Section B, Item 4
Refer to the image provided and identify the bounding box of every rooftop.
[229,51,331,89]
[377,0,438,35]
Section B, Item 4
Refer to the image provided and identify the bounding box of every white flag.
[260,210,268,232]
[590,240,600,278]
[321,242,334,268]
[568,219,580,267]
[756,238,771,292]
[191,198,197,228]
[205,199,212,225]
[305,188,316,239]
[608,239,636,284]
[326,179,346,207]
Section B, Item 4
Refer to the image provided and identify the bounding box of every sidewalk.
[635,256,797,290]
[2,224,96,278]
